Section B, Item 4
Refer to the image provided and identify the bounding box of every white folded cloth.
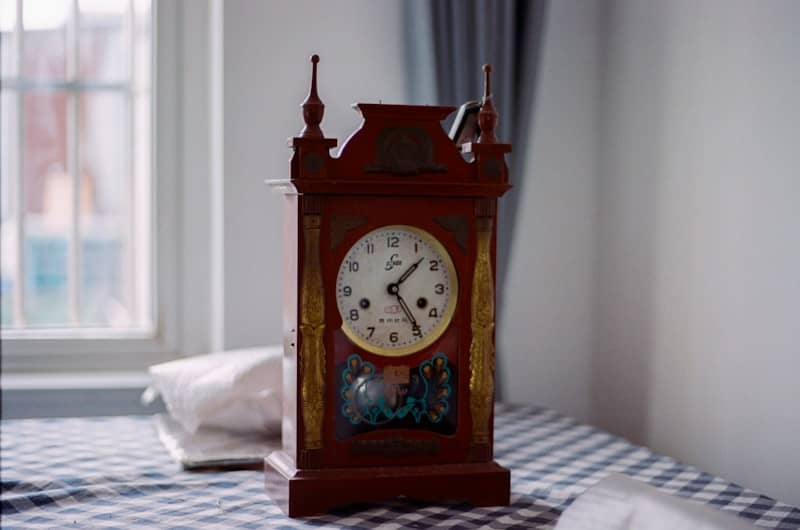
[555,474,755,530]
[153,414,281,469]
[143,346,282,435]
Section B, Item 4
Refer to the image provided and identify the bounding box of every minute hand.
[397,257,424,285]
[396,294,420,331]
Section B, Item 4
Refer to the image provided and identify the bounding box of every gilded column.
[469,216,495,446]
[299,213,325,452]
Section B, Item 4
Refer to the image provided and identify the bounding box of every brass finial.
[477,64,498,144]
[300,54,325,138]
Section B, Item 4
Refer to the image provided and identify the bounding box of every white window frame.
[1,1,215,374]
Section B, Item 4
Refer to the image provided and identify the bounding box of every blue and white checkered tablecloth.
[2,404,798,529]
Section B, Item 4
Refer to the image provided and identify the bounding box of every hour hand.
[397,257,424,285]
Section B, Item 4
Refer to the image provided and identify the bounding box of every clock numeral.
[412,325,422,337]
[350,309,359,321]
[387,235,399,248]
[429,259,439,271]
[342,286,352,296]
[367,326,375,338]
[366,242,375,254]
[414,242,419,253]
[389,331,399,343]
[434,283,445,295]
[428,307,438,318]
[348,260,360,272]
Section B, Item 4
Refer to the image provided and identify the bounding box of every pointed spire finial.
[477,64,498,144]
[300,54,325,138]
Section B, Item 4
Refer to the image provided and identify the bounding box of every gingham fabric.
[2,404,798,529]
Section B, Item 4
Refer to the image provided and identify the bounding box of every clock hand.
[397,257,425,285]
[396,294,421,334]
[389,257,425,334]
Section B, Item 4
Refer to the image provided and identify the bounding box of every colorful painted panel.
[336,352,457,439]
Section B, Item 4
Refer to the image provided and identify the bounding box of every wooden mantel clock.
[265,55,512,517]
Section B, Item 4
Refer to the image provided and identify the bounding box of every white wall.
[498,0,599,422]
[593,0,800,506]
[216,0,800,506]
[220,0,408,349]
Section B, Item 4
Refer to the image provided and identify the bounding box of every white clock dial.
[336,225,458,357]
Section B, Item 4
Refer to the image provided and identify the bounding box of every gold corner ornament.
[300,214,326,450]
[469,218,495,445]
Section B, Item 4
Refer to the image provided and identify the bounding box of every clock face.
[336,225,458,357]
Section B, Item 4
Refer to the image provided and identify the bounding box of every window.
[1,0,152,335]
[0,0,191,375]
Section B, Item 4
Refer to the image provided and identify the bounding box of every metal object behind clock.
[449,100,482,149]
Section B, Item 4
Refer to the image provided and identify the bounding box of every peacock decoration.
[341,353,452,426]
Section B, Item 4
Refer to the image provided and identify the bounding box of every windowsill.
[1,326,157,341]
[1,371,152,390]
[1,371,165,419]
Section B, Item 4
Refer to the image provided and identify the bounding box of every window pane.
[79,92,131,326]
[0,0,18,78]
[1,92,18,197]
[79,0,128,82]
[21,0,70,81]
[1,91,18,327]
[23,92,71,326]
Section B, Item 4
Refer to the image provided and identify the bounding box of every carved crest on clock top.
[365,126,447,175]
[338,103,467,179]
[279,55,511,197]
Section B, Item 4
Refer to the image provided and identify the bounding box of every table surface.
[2,404,798,529]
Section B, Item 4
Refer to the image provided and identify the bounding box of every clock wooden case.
[265,55,512,517]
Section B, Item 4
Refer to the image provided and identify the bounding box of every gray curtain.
[404,1,548,398]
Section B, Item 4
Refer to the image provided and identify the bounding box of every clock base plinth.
[264,450,510,518]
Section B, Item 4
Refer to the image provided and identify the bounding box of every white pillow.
[144,346,282,435]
